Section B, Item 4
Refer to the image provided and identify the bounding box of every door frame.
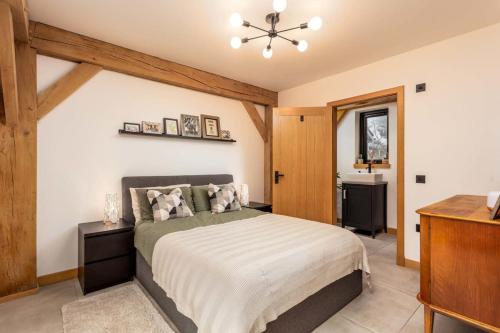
[327,86,405,266]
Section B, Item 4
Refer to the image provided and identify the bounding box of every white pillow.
[130,184,190,223]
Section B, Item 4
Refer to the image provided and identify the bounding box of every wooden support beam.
[264,105,273,204]
[0,42,37,299]
[0,88,4,123]
[241,101,267,142]
[336,110,347,124]
[37,63,102,120]
[3,0,29,42]
[0,2,19,126]
[30,21,278,106]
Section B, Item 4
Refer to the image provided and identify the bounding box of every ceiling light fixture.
[229,0,322,59]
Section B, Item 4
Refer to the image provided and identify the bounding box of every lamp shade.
[308,16,323,31]
[104,193,119,224]
[273,0,287,13]
[229,13,243,27]
[487,191,500,210]
[240,184,249,206]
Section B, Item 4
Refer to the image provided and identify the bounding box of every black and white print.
[123,122,140,133]
[180,114,201,137]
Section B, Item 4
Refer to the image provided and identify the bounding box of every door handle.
[343,189,347,199]
[274,171,285,184]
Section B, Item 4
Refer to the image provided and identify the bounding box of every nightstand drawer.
[85,231,133,263]
[82,255,134,294]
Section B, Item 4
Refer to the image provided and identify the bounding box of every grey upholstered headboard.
[121,174,234,223]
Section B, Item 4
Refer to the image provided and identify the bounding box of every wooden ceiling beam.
[29,21,278,106]
[37,62,102,120]
[0,2,19,126]
[241,101,267,142]
[2,0,29,42]
[3,0,29,42]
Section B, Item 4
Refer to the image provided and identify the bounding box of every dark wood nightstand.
[78,220,135,294]
[247,201,272,213]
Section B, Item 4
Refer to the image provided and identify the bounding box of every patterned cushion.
[147,188,194,222]
[134,186,194,222]
[208,183,242,213]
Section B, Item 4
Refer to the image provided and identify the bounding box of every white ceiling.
[28,0,500,91]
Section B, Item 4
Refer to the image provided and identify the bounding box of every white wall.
[279,23,500,261]
[337,103,397,229]
[37,55,265,275]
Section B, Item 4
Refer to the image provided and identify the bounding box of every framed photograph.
[201,114,221,139]
[163,118,179,136]
[180,114,201,137]
[123,122,140,133]
[221,129,231,140]
[142,121,162,135]
[490,196,500,220]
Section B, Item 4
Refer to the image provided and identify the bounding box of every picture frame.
[180,114,201,137]
[201,114,221,139]
[221,129,231,140]
[123,122,140,133]
[163,118,179,136]
[142,121,162,135]
[490,196,500,220]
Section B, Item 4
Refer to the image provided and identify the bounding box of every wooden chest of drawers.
[417,195,500,333]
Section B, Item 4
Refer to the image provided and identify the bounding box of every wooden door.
[272,107,333,224]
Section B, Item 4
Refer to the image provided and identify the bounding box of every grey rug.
[62,283,174,333]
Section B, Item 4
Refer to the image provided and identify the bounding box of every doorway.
[328,86,406,266]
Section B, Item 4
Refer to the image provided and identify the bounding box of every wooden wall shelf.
[118,130,236,142]
[353,163,391,169]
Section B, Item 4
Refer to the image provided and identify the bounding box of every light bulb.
[308,16,322,31]
[273,0,287,13]
[230,37,242,49]
[229,13,243,27]
[262,47,273,59]
[297,40,308,52]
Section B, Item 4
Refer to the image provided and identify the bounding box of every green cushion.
[136,187,194,220]
[192,185,210,212]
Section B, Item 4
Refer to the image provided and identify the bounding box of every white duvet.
[152,213,370,333]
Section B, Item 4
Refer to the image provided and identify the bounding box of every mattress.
[152,213,369,333]
[134,208,266,265]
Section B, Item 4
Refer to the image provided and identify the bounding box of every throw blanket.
[152,214,370,333]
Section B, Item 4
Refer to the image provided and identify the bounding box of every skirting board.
[0,287,39,304]
[38,268,78,287]
[405,258,420,270]
[0,268,78,304]
[387,227,397,235]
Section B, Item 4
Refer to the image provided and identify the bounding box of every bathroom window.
[360,109,388,162]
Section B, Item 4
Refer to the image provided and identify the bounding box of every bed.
[122,174,367,333]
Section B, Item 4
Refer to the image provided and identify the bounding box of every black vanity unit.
[341,181,387,238]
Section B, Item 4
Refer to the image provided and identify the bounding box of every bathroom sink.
[343,173,383,183]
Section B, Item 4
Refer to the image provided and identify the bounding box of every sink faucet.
[367,161,372,174]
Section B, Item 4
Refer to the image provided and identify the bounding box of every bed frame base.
[136,253,362,333]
